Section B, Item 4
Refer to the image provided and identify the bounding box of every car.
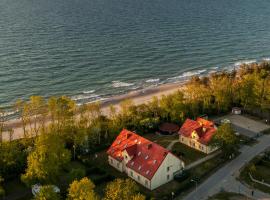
[32,184,60,197]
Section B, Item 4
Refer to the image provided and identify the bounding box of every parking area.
[214,114,270,138]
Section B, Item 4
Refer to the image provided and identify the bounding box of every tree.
[21,133,71,186]
[210,123,238,156]
[34,185,61,200]
[67,177,98,200]
[0,176,5,197]
[103,179,145,200]
[67,168,86,184]
[0,141,26,178]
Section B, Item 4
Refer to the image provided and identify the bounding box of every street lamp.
[191,179,198,191]
[73,144,76,160]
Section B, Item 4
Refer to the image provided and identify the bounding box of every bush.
[92,174,115,185]
[68,168,86,183]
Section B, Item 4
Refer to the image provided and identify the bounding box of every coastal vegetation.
[0,62,270,199]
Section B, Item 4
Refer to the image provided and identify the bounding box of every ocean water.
[1,0,270,112]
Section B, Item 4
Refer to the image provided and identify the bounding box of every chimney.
[163,151,168,157]
[127,133,132,139]
[147,143,152,149]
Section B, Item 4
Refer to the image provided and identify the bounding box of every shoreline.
[3,82,184,141]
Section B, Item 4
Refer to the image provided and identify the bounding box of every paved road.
[181,135,270,200]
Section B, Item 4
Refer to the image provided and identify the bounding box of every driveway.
[215,115,270,138]
[180,135,270,200]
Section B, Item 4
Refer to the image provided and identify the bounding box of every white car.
[32,184,60,197]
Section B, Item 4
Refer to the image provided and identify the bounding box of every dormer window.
[145,155,149,160]
[131,161,134,166]
[153,160,157,164]
[138,152,141,156]
[146,170,150,175]
[117,140,121,145]
[138,140,141,144]
[124,144,128,148]
[138,165,142,170]
[134,139,138,143]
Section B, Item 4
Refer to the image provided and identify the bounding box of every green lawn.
[240,155,270,194]
[3,178,32,200]
[208,192,251,200]
[262,128,270,135]
[171,143,205,165]
[143,133,179,148]
[238,134,258,146]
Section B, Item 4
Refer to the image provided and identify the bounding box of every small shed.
[159,123,180,135]
[232,107,241,115]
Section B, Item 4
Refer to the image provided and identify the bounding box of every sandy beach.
[2,82,184,141]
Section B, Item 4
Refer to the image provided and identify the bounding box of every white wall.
[150,153,184,190]
[108,156,123,172]
[126,168,151,190]
[179,135,217,154]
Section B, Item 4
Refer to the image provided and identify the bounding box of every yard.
[171,143,205,165]
[240,152,270,194]
[208,192,251,200]
[143,133,178,148]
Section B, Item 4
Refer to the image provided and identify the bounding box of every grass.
[171,143,205,165]
[262,128,270,135]
[3,178,32,200]
[238,134,258,146]
[143,133,178,148]
[239,154,270,194]
[208,192,251,200]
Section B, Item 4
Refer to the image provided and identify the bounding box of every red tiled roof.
[179,118,216,145]
[107,129,175,180]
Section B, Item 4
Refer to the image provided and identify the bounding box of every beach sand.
[2,82,183,141]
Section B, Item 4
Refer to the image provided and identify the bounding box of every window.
[110,159,113,164]
[130,171,133,177]
[125,155,128,160]
[117,163,120,168]
[167,167,170,172]
[181,138,184,142]
[167,175,170,180]
[145,180,148,186]
[138,176,140,181]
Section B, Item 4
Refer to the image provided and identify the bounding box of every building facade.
[179,118,218,154]
[107,129,185,190]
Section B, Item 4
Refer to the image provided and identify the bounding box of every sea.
[1,0,270,117]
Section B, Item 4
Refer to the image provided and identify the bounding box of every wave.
[112,81,134,88]
[168,69,207,81]
[262,57,270,61]
[83,90,95,94]
[71,94,100,101]
[145,78,160,83]
[1,110,18,117]
[234,60,257,67]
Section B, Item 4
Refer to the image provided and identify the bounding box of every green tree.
[67,168,86,184]
[0,141,26,178]
[21,133,71,186]
[210,123,238,157]
[34,185,61,200]
[0,176,5,197]
[103,179,145,200]
[67,177,98,200]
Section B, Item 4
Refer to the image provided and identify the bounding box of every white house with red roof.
[107,129,185,190]
[178,118,218,154]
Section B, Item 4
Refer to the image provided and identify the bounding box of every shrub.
[68,168,86,183]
